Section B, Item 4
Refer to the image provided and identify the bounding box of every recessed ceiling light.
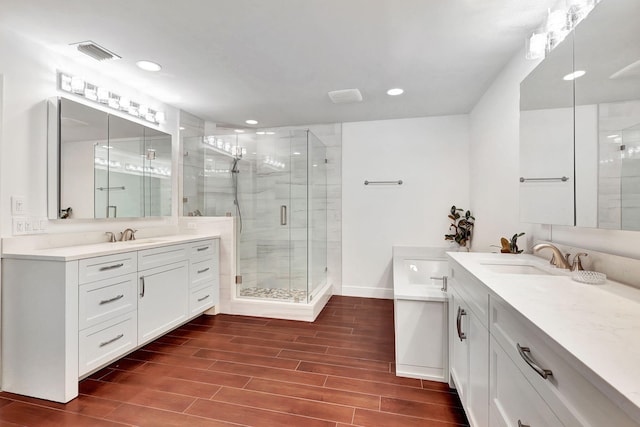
[293,152,301,155]
[136,60,162,72]
[607,134,619,139]
[256,131,265,135]
[387,88,404,96]
[179,126,185,131]
[563,70,586,81]
[234,129,244,133]
[245,119,258,125]
[266,131,275,135]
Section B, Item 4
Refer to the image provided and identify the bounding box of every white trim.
[341,285,393,299]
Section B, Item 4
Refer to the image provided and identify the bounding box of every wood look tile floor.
[0,296,469,426]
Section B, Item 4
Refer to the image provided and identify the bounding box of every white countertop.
[448,251,640,423]
[392,246,449,301]
[1,233,220,261]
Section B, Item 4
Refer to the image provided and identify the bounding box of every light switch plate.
[11,196,26,215]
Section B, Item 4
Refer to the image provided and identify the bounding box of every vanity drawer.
[189,282,218,315]
[490,296,638,427]
[190,257,217,288]
[79,273,137,330]
[78,252,137,284]
[189,239,218,261]
[138,243,188,271]
[78,312,137,377]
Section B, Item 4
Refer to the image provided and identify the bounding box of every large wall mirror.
[48,97,172,219]
[520,0,640,230]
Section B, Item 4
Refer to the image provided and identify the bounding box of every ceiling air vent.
[71,40,121,61]
[328,89,363,104]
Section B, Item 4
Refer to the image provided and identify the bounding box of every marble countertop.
[448,251,640,423]
[1,233,221,261]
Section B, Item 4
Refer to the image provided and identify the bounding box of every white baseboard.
[341,286,393,299]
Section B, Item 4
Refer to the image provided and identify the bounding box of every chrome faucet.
[532,243,571,270]
[119,228,138,241]
[105,231,117,243]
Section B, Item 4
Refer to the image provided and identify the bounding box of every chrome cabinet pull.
[99,263,124,271]
[139,276,145,298]
[280,205,287,226]
[99,294,124,305]
[197,294,210,302]
[456,306,467,341]
[517,343,552,379]
[99,333,124,348]
[197,267,210,274]
[197,246,209,252]
[430,275,448,292]
[518,421,531,427]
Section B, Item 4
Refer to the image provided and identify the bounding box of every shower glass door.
[236,130,309,302]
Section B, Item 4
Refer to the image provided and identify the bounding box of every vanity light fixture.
[525,0,600,60]
[387,88,404,96]
[136,60,162,72]
[245,119,258,125]
[57,72,165,125]
[563,70,586,80]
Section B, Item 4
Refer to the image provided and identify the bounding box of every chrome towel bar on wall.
[364,180,403,185]
[519,176,569,183]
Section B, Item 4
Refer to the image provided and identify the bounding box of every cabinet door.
[467,307,489,427]
[490,337,563,427]
[450,289,469,402]
[138,261,189,345]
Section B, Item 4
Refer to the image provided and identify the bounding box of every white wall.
[0,28,179,238]
[469,46,640,260]
[342,116,470,298]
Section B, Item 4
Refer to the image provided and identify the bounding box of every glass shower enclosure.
[183,129,327,304]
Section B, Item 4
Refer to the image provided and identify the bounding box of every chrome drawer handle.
[518,421,531,427]
[430,275,448,292]
[99,294,124,305]
[99,263,124,271]
[139,276,145,298]
[197,246,209,252]
[456,306,467,341]
[99,333,124,348]
[197,294,210,302]
[517,343,552,379]
[197,267,210,274]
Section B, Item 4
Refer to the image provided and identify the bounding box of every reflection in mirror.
[99,115,144,218]
[51,97,172,219]
[60,98,108,218]
[574,0,640,230]
[519,33,575,226]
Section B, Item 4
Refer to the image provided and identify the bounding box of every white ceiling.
[1,0,557,128]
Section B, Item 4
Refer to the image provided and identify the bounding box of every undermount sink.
[481,262,551,275]
[119,238,169,245]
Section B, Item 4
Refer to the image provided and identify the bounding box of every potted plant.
[444,205,475,250]
[500,232,525,253]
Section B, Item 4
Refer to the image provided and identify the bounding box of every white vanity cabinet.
[447,252,640,427]
[137,244,190,345]
[448,260,489,427]
[1,235,219,403]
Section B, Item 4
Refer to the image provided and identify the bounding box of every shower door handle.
[280,205,287,226]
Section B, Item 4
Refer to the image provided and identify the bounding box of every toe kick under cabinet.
[1,237,219,403]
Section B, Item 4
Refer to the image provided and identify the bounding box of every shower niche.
[182,129,328,305]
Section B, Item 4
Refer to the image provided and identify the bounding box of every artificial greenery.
[444,205,475,247]
[500,232,525,254]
